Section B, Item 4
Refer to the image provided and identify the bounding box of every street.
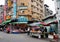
[0,32,50,42]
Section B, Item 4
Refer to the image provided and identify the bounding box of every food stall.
[29,22,43,38]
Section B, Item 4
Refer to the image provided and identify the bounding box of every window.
[34,6,35,9]
[37,3,39,6]
[21,10,24,13]
[39,0,43,3]
[37,8,39,11]
[28,10,30,12]
[31,5,33,9]
[40,5,42,8]
[22,11,24,13]
[37,0,38,1]
[31,0,34,2]
[21,3,24,6]
[32,12,33,14]
[31,5,33,7]
[40,10,43,12]
[40,16,41,18]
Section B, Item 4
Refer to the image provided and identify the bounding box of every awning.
[11,22,27,24]
[49,20,58,24]
[29,22,40,26]
[2,20,11,25]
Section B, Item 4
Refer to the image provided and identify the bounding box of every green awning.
[2,20,11,25]
[11,22,27,24]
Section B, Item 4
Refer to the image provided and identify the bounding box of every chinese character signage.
[13,0,16,18]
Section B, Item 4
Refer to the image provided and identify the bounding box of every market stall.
[28,22,43,38]
[28,22,51,38]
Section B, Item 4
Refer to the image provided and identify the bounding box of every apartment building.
[17,0,44,21]
[0,5,4,23]
[5,0,13,20]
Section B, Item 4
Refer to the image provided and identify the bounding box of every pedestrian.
[44,27,48,38]
[49,27,54,35]
[40,27,44,38]
[6,27,10,33]
[27,27,30,35]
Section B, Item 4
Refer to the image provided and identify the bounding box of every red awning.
[54,20,58,23]
[40,22,50,26]
[49,20,58,24]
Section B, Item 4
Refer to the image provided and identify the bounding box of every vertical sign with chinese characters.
[12,0,16,18]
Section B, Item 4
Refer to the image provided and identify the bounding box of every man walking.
[27,27,30,35]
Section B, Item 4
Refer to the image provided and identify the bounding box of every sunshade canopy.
[11,22,27,24]
[2,20,11,25]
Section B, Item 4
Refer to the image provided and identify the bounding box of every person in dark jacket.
[40,27,44,38]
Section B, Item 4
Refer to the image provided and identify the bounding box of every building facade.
[5,0,13,20]
[44,4,53,18]
[17,0,44,21]
[0,5,4,23]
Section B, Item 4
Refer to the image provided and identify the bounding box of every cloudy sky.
[0,0,56,14]
[0,0,5,5]
[44,0,56,14]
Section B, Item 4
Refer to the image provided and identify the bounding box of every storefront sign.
[18,16,28,22]
[17,6,28,10]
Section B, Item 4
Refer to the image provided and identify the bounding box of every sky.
[0,0,5,5]
[0,0,56,14]
[44,0,56,14]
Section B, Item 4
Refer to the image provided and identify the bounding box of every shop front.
[17,16,28,29]
[43,14,58,34]
[11,16,29,33]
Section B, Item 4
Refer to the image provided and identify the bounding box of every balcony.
[18,14,32,16]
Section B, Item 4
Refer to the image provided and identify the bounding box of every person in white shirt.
[27,27,30,35]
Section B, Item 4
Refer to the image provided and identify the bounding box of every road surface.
[0,32,51,42]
